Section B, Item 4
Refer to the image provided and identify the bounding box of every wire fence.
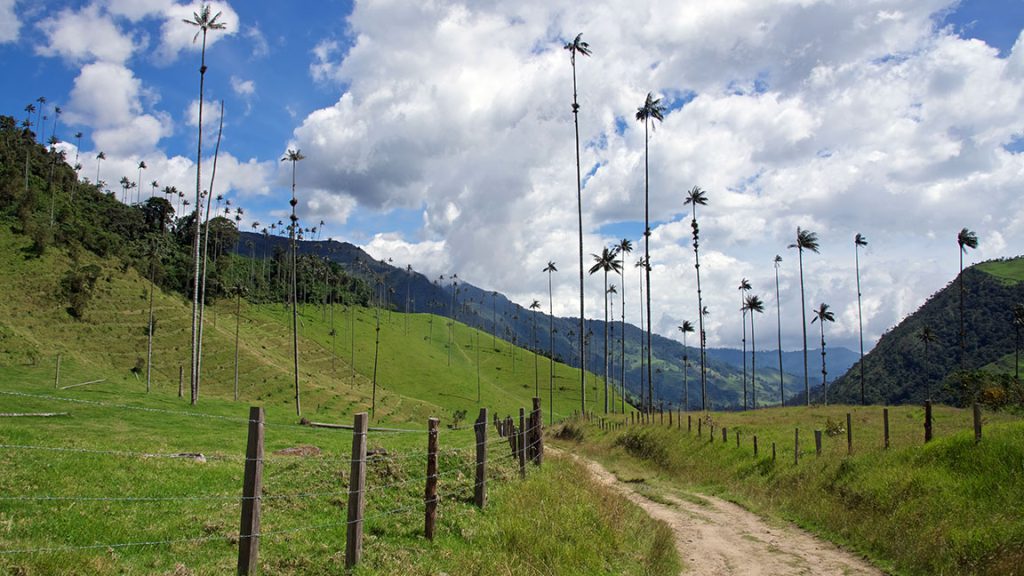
[0,390,546,573]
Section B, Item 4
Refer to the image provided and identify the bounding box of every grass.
[976,257,1024,285]
[553,405,1024,576]
[0,379,677,575]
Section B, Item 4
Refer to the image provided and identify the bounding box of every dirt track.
[562,450,884,576]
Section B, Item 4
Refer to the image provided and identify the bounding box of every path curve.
[557,449,884,576]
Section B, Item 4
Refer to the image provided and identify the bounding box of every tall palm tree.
[635,257,647,410]
[788,227,820,406]
[1012,305,1024,382]
[738,277,751,409]
[530,299,542,398]
[590,246,622,413]
[678,321,694,410]
[607,283,618,410]
[811,303,835,404]
[636,93,665,414]
[136,160,146,204]
[184,4,227,406]
[283,148,305,416]
[95,151,105,186]
[684,186,709,409]
[917,325,937,399]
[744,295,765,409]
[542,260,557,422]
[854,233,868,404]
[616,238,633,412]
[565,32,591,415]
[73,132,83,166]
[957,227,978,374]
[773,255,784,406]
[35,96,46,144]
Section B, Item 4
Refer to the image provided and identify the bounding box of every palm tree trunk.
[620,282,626,414]
[799,249,809,405]
[959,250,965,372]
[638,264,645,411]
[289,168,301,417]
[603,269,609,414]
[189,31,209,406]
[742,298,747,410]
[234,290,241,401]
[693,215,706,411]
[750,314,757,409]
[196,104,224,397]
[643,119,653,415]
[856,244,865,404]
[146,255,156,394]
[372,297,381,419]
[572,56,587,415]
[682,336,688,410]
[548,272,555,424]
[775,267,784,406]
[820,322,827,405]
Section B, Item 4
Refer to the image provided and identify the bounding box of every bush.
[60,263,101,319]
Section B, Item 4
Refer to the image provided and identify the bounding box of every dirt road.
[563,450,884,576]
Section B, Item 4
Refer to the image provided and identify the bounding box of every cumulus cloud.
[0,0,20,43]
[156,1,238,63]
[36,4,137,64]
[230,76,255,96]
[287,0,1024,353]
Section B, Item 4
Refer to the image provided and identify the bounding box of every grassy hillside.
[829,257,1024,405]
[554,406,1024,575]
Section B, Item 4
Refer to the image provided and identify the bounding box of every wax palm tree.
[565,32,591,415]
[738,277,751,409]
[283,148,305,416]
[73,132,83,166]
[543,260,557,422]
[530,299,542,398]
[678,321,694,410]
[35,96,46,143]
[616,238,633,411]
[635,257,647,410]
[50,106,62,143]
[788,227,820,406]
[95,151,105,185]
[811,303,835,404]
[636,92,665,414]
[854,233,868,404]
[136,160,146,204]
[607,283,619,411]
[1012,305,1024,382]
[957,227,978,373]
[773,255,784,406]
[917,325,937,398]
[590,246,622,413]
[684,185,709,409]
[744,295,765,409]
[184,3,227,406]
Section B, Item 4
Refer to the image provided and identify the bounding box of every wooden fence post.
[425,417,439,540]
[814,430,822,457]
[847,413,853,455]
[794,428,800,465]
[735,429,740,448]
[669,410,673,427]
[178,365,184,399]
[924,400,933,443]
[237,406,264,576]
[710,424,715,443]
[884,408,890,450]
[754,435,759,457]
[533,397,543,465]
[772,441,776,462]
[54,354,61,389]
[973,403,982,444]
[475,408,487,509]
[698,418,702,437]
[518,408,526,479]
[722,427,727,443]
[688,415,692,433]
[345,413,368,570]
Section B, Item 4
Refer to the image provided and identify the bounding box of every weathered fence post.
[688,414,692,433]
[345,413,368,570]
[531,397,543,465]
[710,424,715,443]
[973,403,982,444]
[735,429,740,448]
[237,406,264,576]
[772,441,776,462]
[518,408,526,478]
[669,410,673,427]
[924,400,933,443]
[847,413,853,455]
[425,417,439,540]
[884,408,890,450]
[54,354,61,389]
[754,435,759,457]
[794,428,800,465]
[814,430,822,457]
[475,408,487,508]
[722,427,727,443]
[178,365,184,398]
[698,418,702,437]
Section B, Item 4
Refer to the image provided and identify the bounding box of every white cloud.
[156,1,238,63]
[0,0,20,43]
[102,0,172,22]
[244,25,269,58]
[36,4,137,64]
[230,76,255,96]
[184,98,223,129]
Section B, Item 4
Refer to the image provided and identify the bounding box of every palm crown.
[563,33,591,63]
[957,227,978,253]
[790,227,820,253]
[589,247,623,275]
[184,4,227,43]
[744,295,765,314]
[811,303,835,324]
[635,92,665,126]
[679,321,695,334]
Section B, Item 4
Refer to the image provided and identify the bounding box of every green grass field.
[554,405,1024,576]
[976,257,1024,285]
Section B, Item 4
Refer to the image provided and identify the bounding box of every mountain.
[828,257,1024,405]
[238,232,813,410]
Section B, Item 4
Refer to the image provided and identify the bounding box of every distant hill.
[828,257,1024,405]
[238,232,812,410]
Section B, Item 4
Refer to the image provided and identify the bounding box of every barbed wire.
[0,443,254,462]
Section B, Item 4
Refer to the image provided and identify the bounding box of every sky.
[1,0,1023,354]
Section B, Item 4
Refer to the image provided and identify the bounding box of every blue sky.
[1,0,1023,353]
